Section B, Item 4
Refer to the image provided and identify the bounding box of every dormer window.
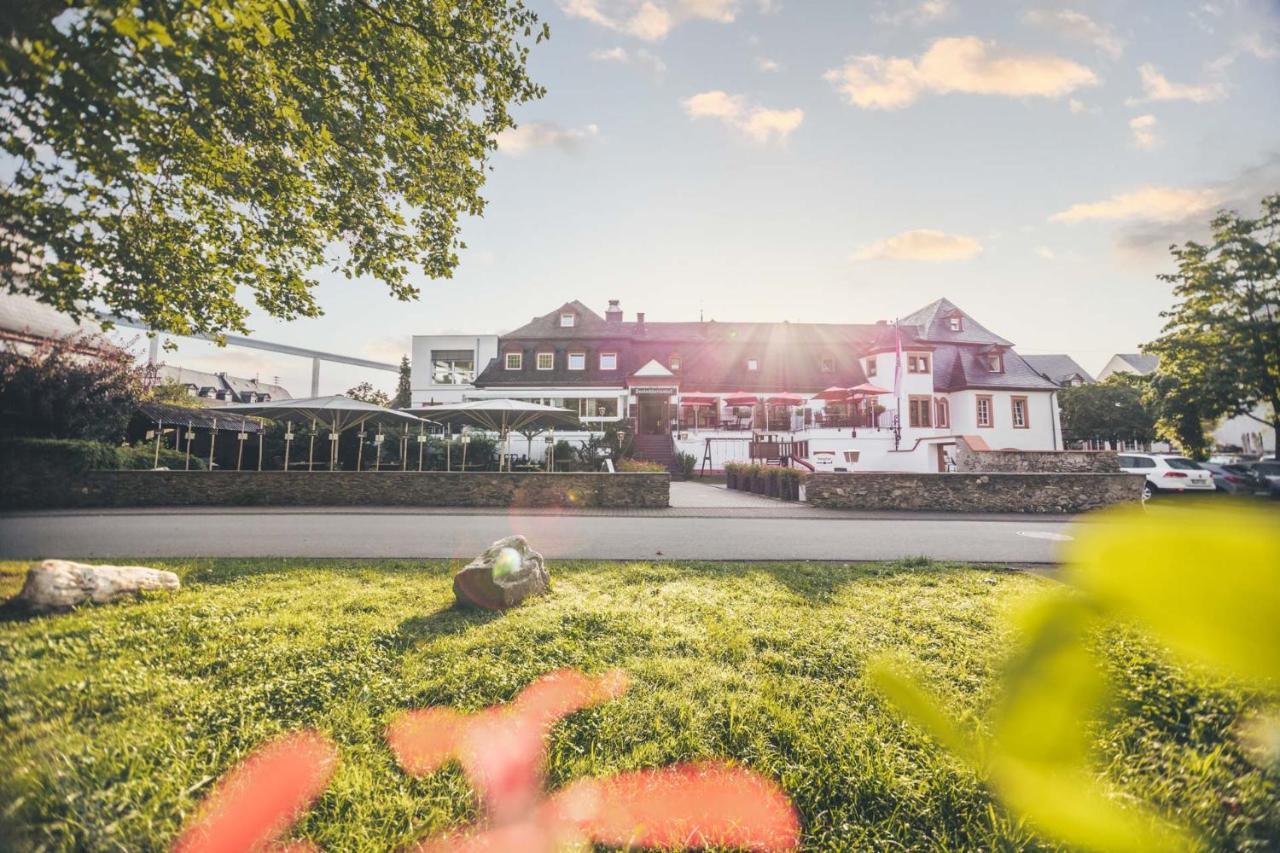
[746,358,759,372]
[907,353,931,374]
[560,313,575,328]
[599,351,617,370]
[865,358,877,378]
[948,316,964,332]
[536,351,554,371]
[821,356,835,373]
[568,351,585,371]
[983,352,1004,373]
[505,352,522,370]
[670,355,681,371]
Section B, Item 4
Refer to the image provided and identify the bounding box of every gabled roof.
[502,300,610,339]
[932,345,1059,392]
[630,359,674,378]
[1022,354,1095,386]
[897,298,1013,347]
[1117,353,1159,374]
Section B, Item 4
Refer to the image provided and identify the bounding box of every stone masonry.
[806,472,1142,513]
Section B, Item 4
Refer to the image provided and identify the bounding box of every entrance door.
[637,396,669,435]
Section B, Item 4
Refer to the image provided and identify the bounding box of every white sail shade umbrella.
[410,399,580,471]
[218,395,422,471]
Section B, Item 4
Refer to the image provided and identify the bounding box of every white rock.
[18,560,180,612]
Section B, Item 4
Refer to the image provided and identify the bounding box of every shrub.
[724,462,745,489]
[0,437,205,509]
[677,452,697,479]
[778,468,808,501]
[0,332,146,442]
[617,459,666,473]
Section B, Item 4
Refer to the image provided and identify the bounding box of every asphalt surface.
[0,503,1078,564]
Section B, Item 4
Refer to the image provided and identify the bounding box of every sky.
[130,0,1280,395]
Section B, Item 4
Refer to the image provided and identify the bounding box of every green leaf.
[1065,504,1280,684]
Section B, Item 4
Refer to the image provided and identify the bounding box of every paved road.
[0,504,1078,563]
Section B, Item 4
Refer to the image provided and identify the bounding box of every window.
[908,395,932,428]
[907,353,931,374]
[504,352,522,370]
[559,313,575,328]
[983,353,1004,373]
[747,358,759,371]
[536,351,554,371]
[579,397,620,418]
[1165,458,1203,470]
[599,352,617,371]
[821,356,835,373]
[1132,456,1157,469]
[1011,396,1029,428]
[670,355,681,371]
[432,350,475,385]
[948,316,964,332]
[935,398,950,429]
[976,394,993,428]
[567,351,585,371]
[865,358,877,377]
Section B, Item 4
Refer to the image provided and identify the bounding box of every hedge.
[0,437,204,510]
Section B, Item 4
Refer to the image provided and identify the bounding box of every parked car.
[1200,462,1256,495]
[1116,453,1216,500]
[1247,459,1280,497]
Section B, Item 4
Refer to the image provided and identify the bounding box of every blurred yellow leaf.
[1065,503,1280,684]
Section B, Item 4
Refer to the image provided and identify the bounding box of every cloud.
[1068,97,1088,114]
[1050,186,1223,224]
[1207,32,1279,73]
[590,45,667,73]
[561,0,740,41]
[874,0,951,27]
[1128,114,1159,150]
[853,229,983,261]
[756,57,782,72]
[824,37,1098,109]
[496,122,600,155]
[682,90,803,142]
[1110,152,1280,257]
[1023,9,1124,59]
[1131,63,1225,103]
[1034,246,1056,260]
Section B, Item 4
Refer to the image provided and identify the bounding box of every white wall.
[410,334,499,405]
[946,390,1059,450]
[1213,404,1276,455]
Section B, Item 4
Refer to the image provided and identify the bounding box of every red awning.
[850,383,891,395]
[812,386,851,401]
[723,394,759,407]
[679,394,717,406]
[766,393,807,406]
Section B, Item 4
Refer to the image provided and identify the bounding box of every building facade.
[425,297,1064,472]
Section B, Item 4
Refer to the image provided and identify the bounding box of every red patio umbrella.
[765,393,807,405]
[723,393,760,407]
[678,395,717,406]
[850,383,891,395]
[813,386,852,401]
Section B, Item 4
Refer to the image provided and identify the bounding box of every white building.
[418,298,1066,473]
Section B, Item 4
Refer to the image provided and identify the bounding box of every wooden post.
[153,418,163,468]
[236,418,246,471]
[374,423,383,472]
[257,421,264,471]
[284,420,293,472]
[401,426,408,471]
[357,430,365,471]
[308,418,316,472]
[209,418,217,470]
[184,420,193,470]
[417,425,425,472]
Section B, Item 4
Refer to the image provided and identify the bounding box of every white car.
[1117,453,1217,500]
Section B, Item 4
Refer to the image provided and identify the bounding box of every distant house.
[1022,355,1094,387]
[154,365,291,406]
[1096,353,1158,381]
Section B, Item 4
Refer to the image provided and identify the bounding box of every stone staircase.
[631,434,679,475]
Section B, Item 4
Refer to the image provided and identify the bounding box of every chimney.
[636,312,646,335]
[605,300,623,323]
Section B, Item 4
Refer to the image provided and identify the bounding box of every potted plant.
[725,463,741,490]
[765,467,781,498]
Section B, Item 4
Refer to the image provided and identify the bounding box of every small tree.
[1145,193,1280,458]
[1058,376,1156,448]
[0,334,145,441]
[392,356,412,409]
[345,381,390,406]
[1144,373,1212,460]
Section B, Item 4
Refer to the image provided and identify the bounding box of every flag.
[892,320,903,400]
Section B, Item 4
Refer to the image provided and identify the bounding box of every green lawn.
[0,559,1274,851]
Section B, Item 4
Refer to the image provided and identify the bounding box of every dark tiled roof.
[136,402,264,432]
[897,297,1013,346]
[1022,354,1095,386]
[933,345,1059,392]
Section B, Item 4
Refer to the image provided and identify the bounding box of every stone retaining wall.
[10,471,669,510]
[954,445,1120,473]
[806,472,1142,513]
